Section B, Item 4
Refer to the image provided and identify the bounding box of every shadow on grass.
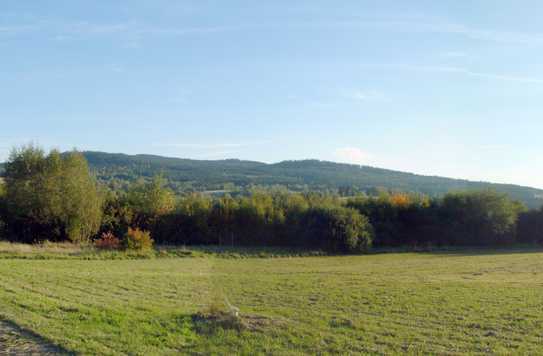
[370,245,543,257]
[429,247,543,257]
[188,243,543,259]
[0,318,74,355]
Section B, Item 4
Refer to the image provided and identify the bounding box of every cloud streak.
[153,141,270,149]
[151,141,273,160]
[350,90,386,101]
[0,25,37,35]
[332,19,543,45]
[334,147,374,165]
[3,15,543,47]
[0,19,242,39]
[63,22,234,37]
[368,64,543,85]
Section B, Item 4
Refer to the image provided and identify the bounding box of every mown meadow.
[2,147,543,354]
[1,247,543,354]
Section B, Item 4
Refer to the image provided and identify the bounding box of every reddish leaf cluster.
[94,232,121,250]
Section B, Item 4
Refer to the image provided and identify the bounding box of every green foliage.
[440,190,522,245]
[126,176,175,216]
[98,186,540,250]
[303,206,373,253]
[81,151,543,209]
[347,190,526,247]
[177,193,213,243]
[125,176,175,227]
[123,227,153,251]
[347,193,437,246]
[208,195,239,246]
[0,180,5,239]
[2,147,542,251]
[99,191,134,238]
[517,207,543,244]
[3,146,103,243]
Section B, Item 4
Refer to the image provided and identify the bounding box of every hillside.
[80,151,543,208]
[1,151,542,208]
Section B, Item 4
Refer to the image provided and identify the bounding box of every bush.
[347,193,433,247]
[94,232,121,250]
[123,228,153,251]
[440,190,523,245]
[302,207,373,253]
[517,208,543,244]
[125,176,175,229]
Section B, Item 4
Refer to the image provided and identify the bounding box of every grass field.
[1,247,543,354]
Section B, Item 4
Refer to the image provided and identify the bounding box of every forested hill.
[79,151,543,208]
[1,151,542,208]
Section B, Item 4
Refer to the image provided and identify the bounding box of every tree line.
[79,151,543,209]
[0,146,542,253]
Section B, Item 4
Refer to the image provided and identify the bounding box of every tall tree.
[125,176,176,229]
[4,145,103,242]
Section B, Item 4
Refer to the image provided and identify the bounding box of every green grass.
[0,248,543,354]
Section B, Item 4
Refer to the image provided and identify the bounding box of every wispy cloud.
[367,64,543,84]
[350,90,387,102]
[334,147,374,166]
[4,16,543,47]
[466,71,543,84]
[0,25,36,35]
[0,18,241,45]
[61,21,234,37]
[444,24,543,45]
[337,20,543,45]
[109,64,125,73]
[194,150,241,159]
[440,51,469,58]
[153,141,270,149]
[151,141,271,160]
[8,20,239,38]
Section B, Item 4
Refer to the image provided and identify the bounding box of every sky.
[1,1,542,188]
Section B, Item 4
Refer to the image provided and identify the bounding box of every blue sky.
[1,1,542,188]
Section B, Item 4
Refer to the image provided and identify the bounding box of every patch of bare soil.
[192,310,286,334]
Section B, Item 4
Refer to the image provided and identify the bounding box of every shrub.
[123,228,153,251]
[440,190,523,245]
[125,176,175,229]
[517,208,543,244]
[347,193,433,247]
[94,232,121,250]
[302,207,373,253]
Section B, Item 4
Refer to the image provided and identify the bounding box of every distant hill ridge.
[1,151,542,208]
[83,151,542,208]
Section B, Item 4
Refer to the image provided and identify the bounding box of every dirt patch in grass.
[329,317,356,329]
[192,309,285,335]
[0,319,70,355]
[242,314,286,332]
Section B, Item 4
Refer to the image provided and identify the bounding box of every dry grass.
[0,241,86,255]
[0,319,70,355]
